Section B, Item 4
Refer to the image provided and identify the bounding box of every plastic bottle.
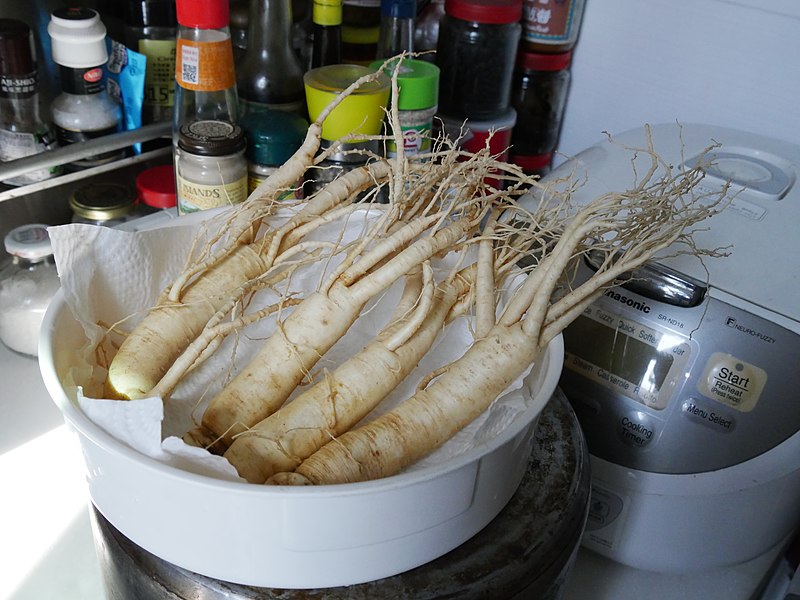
[0,224,60,357]
[123,0,178,125]
[237,0,306,116]
[173,0,239,133]
[376,0,416,59]
[509,50,572,177]
[311,0,343,68]
[0,19,60,186]
[48,7,123,170]
[435,0,522,121]
[522,0,586,54]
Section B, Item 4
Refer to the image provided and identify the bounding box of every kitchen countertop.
[0,340,785,600]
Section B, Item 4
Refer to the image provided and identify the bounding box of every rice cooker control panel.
[560,259,800,474]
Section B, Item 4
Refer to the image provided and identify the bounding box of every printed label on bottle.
[59,66,105,95]
[139,39,177,108]
[175,39,235,92]
[177,174,248,214]
[523,0,583,43]
[0,128,59,184]
[0,71,38,99]
[386,124,432,158]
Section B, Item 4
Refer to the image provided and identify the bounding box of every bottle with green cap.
[370,58,439,158]
[239,106,308,197]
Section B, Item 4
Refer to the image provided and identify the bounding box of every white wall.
[558,0,800,160]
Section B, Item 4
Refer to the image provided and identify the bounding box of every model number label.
[657,313,685,329]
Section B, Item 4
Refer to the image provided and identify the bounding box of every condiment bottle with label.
[237,0,306,116]
[174,119,248,214]
[0,224,60,358]
[522,0,586,54]
[48,8,123,170]
[173,0,239,132]
[0,19,60,186]
[123,0,178,125]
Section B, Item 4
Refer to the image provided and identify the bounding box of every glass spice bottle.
[174,119,248,214]
[48,8,124,171]
[376,0,416,59]
[0,19,60,187]
[173,0,239,133]
[0,224,60,358]
[123,0,178,125]
[435,0,522,121]
[237,0,307,117]
[311,0,343,68]
[522,0,586,54]
[509,50,572,177]
[69,182,138,227]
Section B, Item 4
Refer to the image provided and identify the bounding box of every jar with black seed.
[435,0,521,121]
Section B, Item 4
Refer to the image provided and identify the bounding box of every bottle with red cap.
[435,0,522,121]
[173,0,239,133]
[509,50,572,177]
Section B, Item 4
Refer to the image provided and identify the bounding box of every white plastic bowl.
[39,291,563,588]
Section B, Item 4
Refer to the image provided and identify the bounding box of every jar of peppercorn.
[435,0,522,121]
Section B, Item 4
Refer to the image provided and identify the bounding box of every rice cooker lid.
[547,123,800,328]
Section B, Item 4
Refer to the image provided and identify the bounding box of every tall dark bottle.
[311,0,343,68]
[237,0,306,115]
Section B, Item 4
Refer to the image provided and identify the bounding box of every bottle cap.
[178,120,247,156]
[370,58,439,111]
[381,0,416,19]
[136,164,177,209]
[444,0,522,25]
[4,224,53,260]
[69,182,137,222]
[176,0,229,29]
[517,51,573,72]
[0,19,35,76]
[240,108,308,167]
[48,8,108,69]
[313,0,343,27]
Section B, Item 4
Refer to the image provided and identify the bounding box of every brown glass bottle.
[311,0,343,68]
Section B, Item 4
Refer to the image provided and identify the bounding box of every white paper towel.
[47,206,537,482]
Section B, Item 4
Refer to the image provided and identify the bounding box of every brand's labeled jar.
[435,0,521,121]
[509,50,572,176]
[0,224,60,357]
[69,182,137,226]
[175,119,248,214]
[370,58,439,158]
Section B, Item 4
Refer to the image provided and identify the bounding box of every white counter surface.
[0,341,785,600]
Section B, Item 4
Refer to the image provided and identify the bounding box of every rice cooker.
[529,123,800,573]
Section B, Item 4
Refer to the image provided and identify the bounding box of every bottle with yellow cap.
[311,0,343,68]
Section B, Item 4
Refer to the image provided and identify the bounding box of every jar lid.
[0,19,35,76]
[517,50,573,72]
[370,58,439,111]
[4,224,53,260]
[48,8,108,69]
[176,0,229,29]
[136,164,177,209]
[444,0,522,25]
[178,120,247,156]
[240,109,308,167]
[69,182,137,221]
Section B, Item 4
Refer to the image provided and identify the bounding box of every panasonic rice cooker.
[525,123,800,573]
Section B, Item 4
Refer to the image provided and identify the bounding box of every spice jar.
[509,50,572,177]
[522,0,585,54]
[0,224,60,357]
[174,119,248,214]
[370,58,439,158]
[135,164,177,214]
[435,0,521,121]
[70,182,137,226]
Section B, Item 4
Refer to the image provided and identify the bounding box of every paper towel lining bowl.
[39,289,563,588]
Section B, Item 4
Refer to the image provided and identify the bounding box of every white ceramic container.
[39,291,563,588]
